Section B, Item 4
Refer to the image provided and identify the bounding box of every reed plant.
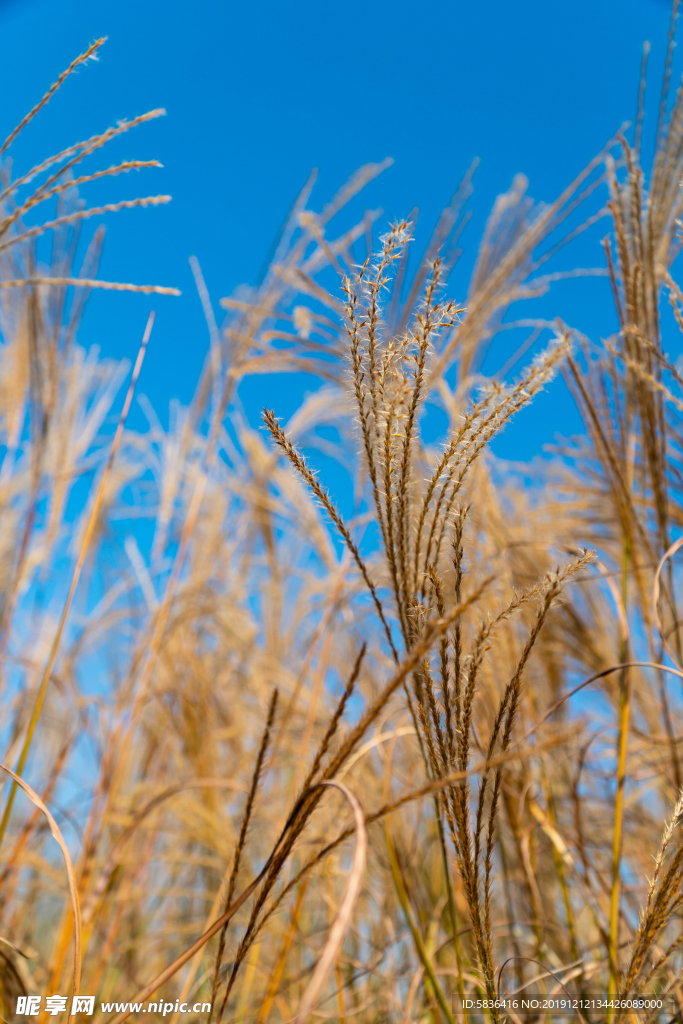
[1,21,683,1024]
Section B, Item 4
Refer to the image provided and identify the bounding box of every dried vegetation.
[1,23,683,1024]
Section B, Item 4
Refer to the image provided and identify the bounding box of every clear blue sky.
[0,0,676,459]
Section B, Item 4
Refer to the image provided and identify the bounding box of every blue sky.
[0,0,676,460]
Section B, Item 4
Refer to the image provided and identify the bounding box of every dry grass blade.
[521,660,683,743]
[284,782,367,1024]
[0,763,81,1021]
[653,535,683,669]
[497,957,589,1024]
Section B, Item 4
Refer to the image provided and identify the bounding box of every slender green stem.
[385,817,457,1024]
[436,801,469,1024]
[608,541,631,1018]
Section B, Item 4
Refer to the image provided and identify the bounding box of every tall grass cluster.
[1,21,683,1024]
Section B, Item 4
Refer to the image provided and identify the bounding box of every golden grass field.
[1,24,683,1024]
